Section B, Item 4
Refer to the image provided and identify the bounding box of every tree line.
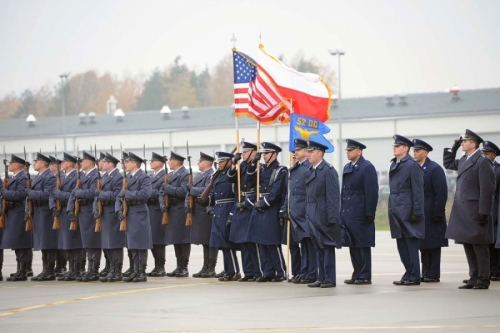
[0,52,335,119]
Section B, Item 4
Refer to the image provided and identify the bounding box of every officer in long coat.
[95,153,125,282]
[186,152,214,277]
[412,139,448,283]
[146,152,167,277]
[1,155,32,281]
[388,135,424,286]
[247,142,288,282]
[305,140,341,288]
[341,139,379,285]
[67,151,100,282]
[27,153,57,281]
[96,152,112,278]
[51,153,83,281]
[116,152,152,283]
[162,151,190,277]
[207,151,240,281]
[49,156,67,277]
[228,142,261,281]
[444,129,495,289]
[481,141,500,280]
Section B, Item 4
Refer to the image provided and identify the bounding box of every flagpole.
[256,121,261,201]
[285,101,294,281]
[235,115,241,202]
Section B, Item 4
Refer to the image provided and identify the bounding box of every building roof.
[1,87,499,139]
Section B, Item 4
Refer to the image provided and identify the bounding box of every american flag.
[233,51,290,124]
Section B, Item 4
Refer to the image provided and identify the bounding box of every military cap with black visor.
[412,139,433,152]
[81,150,96,163]
[150,152,166,162]
[481,141,500,156]
[294,139,308,149]
[63,153,77,164]
[260,142,282,153]
[307,140,328,152]
[345,139,367,151]
[169,151,185,162]
[393,135,414,147]
[49,155,62,165]
[9,154,26,165]
[241,141,257,151]
[34,152,52,164]
[125,152,145,164]
[199,152,214,163]
[215,151,234,162]
[103,153,120,165]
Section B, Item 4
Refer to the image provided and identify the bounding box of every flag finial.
[259,31,264,48]
[231,33,237,50]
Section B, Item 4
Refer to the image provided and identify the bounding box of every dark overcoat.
[186,168,214,245]
[306,160,341,249]
[115,169,152,250]
[51,170,82,249]
[1,172,33,249]
[28,169,57,250]
[285,159,312,243]
[490,161,500,248]
[340,156,378,248]
[388,154,425,239]
[208,169,235,249]
[419,158,449,249]
[228,161,255,243]
[444,149,495,244]
[247,160,287,245]
[68,168,100,248]
[149,169,166,245]
[163,166,189,245]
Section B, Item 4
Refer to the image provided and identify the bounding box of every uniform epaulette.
[327,163,334,169]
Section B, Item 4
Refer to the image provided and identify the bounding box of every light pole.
[328,49,345,172]
[59,73,70,151]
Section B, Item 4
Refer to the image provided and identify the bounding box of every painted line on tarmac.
[0,282,209,317]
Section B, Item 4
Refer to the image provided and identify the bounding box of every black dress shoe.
[344,279,355,284]
[473,285,488,289]
[298,279,312,284]
[320,282,336,288]
[490,274,500,281]
[287,275,299,283]
[393,280,405,285]
[354,279,372,285]
[214,270,225,278]
[403,280,420,286]
[272,276,285,282]
[423,277,440,283]
[255,276,273,283]
[462,279,469,284]
[238,276,256,282]
[458,284,474,289]
[307,281,322,288]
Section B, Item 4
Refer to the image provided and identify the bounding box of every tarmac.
[1,231,499,333]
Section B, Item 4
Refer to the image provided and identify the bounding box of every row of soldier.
[0,130,498,289]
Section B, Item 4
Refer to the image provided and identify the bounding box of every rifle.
[52,144,61,230]
[94,144,103,232]
[185,141,194,227]
[162,141,169,225]
[119,144,128,231]
[0,146,8,229]
[70,146,81,231]
[24,147,33,231]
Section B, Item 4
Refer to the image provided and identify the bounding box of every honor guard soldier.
[96,153,126,282]
[162,151,191,277]
[247,142,287,282]
[1,155,33,281]
[49,155,67,278]
[27,153,57,281]
[305,140,341,288]
[146,152,168,277]
[116,152,152,283]
[228,142,262,282]
[389,135,424,286]
[482,141,500,280]
[23,161,34,277]
[186,152,215,277]
[207,151,240,281]
[51,153,84,281]
[97,151,112,278]
[341,139,378,285]
[412,139,448,283]
[67,151,101,282]
[444,129,495,289]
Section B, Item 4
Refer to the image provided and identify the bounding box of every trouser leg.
[267,245,286,278]
[349,247,361,280]
[250,243,263,278]
[316,248,325,282]
[290,243,301,277]
[405,237,421,282]
[323,245,336,284]
[396,238,411,281]
[428,248,441,279]
[420,248,430,278]
[304,238,318,281]
[359,247,372,281]
[258,244,275,277]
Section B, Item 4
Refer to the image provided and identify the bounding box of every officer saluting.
[341,139,378,285]
[412,139,448,283]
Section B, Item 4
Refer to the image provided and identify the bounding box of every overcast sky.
[1,0,499,100]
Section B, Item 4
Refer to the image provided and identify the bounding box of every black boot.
[109,261,123,282]
[32,260,47,281]
[85,260,100,282]
[201,258,216,278]
[166,258,180,277]
[133,264,147,283]
[10,260,20,277]
[7,262,28,282]
[40,262,56,281]
[147,258,158,277]
[26,250,34,277]
[100,262,113,283]
[67,261,80,281]
[58,258,73,281]
[79,260,93,282]
[123,256,134,278]
[176,257,189,278]
[100,252,110,277]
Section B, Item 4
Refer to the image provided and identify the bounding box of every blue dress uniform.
[388,135,424,285]
[208,152,240,280]
[115,152,153,282]
[27,154,57,281]
[305,140,341,288]
[163,151,190,277]
[444,129,495,289]
[186,152,214,277]
[341,140,378,284]
[67,151,101,281]
[412,140,448,282]
[247,142,288,282]
[1,155,33,281]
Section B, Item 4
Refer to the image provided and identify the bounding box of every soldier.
[116,152,152,283]
[146,152,167,277]
[27,153,57,281]
[162,151,190,277]
[341,139,379,285]
[247,142,287,283]
[67,151,101,282]
[228,142,261,282]
[1,155,33,281]
[444,129,495,289]
[96,153,125,282]
[411,139,448,283]
[52,153,84,281]
[207,151,240,281]
[388,135,424,286]
[97,151,112,278]
[186,152,215,277]
[305,140,341,288]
